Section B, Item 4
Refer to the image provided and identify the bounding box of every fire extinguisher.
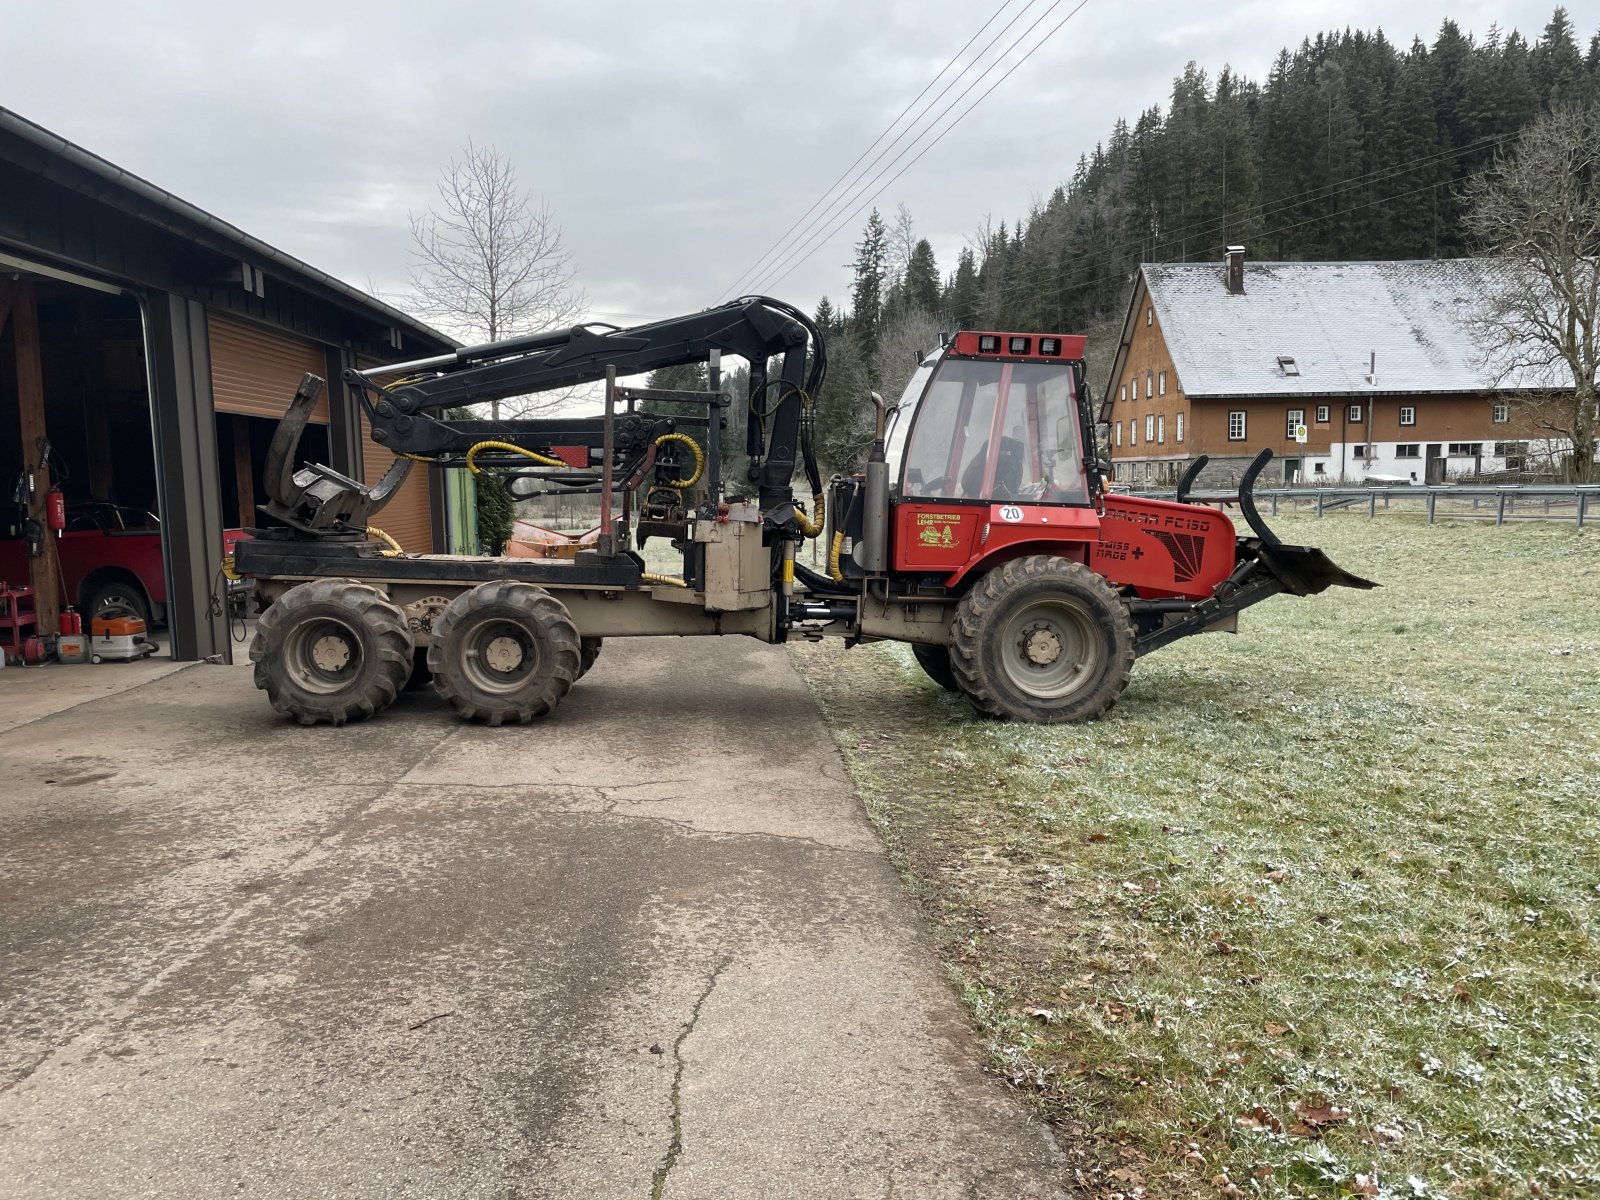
[46,488,66,532]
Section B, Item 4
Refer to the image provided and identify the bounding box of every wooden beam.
[7,282,63,636]
[232,414,255,527]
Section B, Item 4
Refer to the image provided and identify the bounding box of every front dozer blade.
[261,372,412,535]
[1234,449,1376,595]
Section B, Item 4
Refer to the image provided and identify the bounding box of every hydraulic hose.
[794,491,826,539]
[641,572,688,588]
[652,433,705,489]
[464,440,567,474]
[365,527,404,556]
[828,531,845,583]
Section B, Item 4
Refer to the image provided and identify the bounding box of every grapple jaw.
[261,373,411,535]
[1234,449,1377,595]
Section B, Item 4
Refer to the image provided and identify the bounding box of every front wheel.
[949,556,1134,723]
[910,643,959,692]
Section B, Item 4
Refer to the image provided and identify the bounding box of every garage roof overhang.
[0,107,455,358]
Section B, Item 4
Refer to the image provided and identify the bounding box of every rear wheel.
[250,579,413,726]
[949,556,1134,724]
[910,642,959,692]
[86,579,151,627]
[428,581,580,725]
[578,637,603,680]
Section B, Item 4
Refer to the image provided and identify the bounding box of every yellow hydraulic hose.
[653,433,705,489]
[793,491,826,539]
[641,572,688,588]
[464,440,568,474]
[366,527,404,556]
[828,531,845,583]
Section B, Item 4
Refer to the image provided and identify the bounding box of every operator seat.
[960,436,1026,499]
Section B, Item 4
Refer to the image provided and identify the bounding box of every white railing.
[1143,484,1600,527]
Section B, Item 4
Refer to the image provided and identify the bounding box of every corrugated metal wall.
[209,312,329,423]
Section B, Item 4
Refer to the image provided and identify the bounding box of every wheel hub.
[1020,623,1063,667]
[482,634,525,674]
[310,634,353,672]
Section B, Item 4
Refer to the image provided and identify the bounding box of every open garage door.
[208,312,331,530]
[357,359,435,553]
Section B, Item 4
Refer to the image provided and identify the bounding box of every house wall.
[1106,291,1190,482]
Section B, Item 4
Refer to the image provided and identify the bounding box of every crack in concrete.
[650,955,731,1200]
[558,806,881,857]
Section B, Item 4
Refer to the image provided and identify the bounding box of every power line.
[716,0,1035,304]
[752,0,1091,298]
[748,0,1073,298]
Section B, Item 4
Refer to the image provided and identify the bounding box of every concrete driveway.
[0,639,1064,1198]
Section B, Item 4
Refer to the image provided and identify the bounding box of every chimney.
[1365,350,1377,386]
[1224,246,1245,295]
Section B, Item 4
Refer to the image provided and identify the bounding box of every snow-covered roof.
[1140,259,1570,398]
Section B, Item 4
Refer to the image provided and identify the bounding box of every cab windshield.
[899,359,1087,504]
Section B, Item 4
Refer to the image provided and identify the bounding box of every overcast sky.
[6,1,1581,335]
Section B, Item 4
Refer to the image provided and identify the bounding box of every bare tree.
[887,203,918,283]
[409,141,586,418]
[871,306,943,408]
[1465,104,1600,482]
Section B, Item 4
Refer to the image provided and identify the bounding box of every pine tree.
[905,240,941,315]
[946,247,980,327]
[850,209,888,364]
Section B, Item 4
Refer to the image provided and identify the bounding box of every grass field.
[790,515,1599,1198]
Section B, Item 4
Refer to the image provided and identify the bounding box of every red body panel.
[1091,495,1237,599]
[893,501,1099,583]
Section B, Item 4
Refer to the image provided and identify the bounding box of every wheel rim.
[284,617,364,695]
[96,591,143,621]
[998,597,1103,700]
[461,619,539,694]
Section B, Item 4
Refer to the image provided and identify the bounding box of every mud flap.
[261,373,412,534]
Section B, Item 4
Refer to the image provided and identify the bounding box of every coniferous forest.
[660,9,1600,475]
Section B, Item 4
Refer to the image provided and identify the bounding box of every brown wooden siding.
[209,311,329,423]
[1108,290,1190,465]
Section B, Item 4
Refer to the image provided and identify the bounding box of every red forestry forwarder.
[237,297,1373,726]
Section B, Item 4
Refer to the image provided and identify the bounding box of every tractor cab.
[877,331,1099,579]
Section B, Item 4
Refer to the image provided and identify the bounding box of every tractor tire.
[428,581,580,725]
[910,642,959,692]
[578,637,603,680]
[949,556,1134,724]
[251,579,413,727]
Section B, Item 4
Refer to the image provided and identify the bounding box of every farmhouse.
[1102,250,1574,487]
[0,107,458,662]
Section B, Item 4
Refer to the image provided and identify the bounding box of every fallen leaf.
[1263,868,1291,882]
[1024,1007,1053,1021]
[1087,832,1109,843]
[1211,937,1236,956]
[1453,981,1473,1004]
[1294,1095,1352,1131]
[1264,1021,1290,1037]
[1234,1105,1283,1133]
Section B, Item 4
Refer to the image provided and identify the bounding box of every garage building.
[0,107,457,662]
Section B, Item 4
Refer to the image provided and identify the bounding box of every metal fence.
[1143,484,1599,527]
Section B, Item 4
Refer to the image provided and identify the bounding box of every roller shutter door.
[358,361,435,553]
[209,312,330,423]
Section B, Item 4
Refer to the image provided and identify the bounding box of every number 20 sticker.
[998,505,1024,523]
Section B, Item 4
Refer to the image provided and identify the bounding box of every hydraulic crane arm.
[263,296,827,535]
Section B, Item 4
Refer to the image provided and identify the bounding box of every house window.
[1395,444,1420,458]
[1492,403,1509,424]
[1175,412,1184,442]
[1159,370,1167,396]
[1399,406,1416,427]
[1129,419,1137,446]
[1146,369,1154,396]
[1144,462,1152,480]
[1158,415,1165,444]
[1496,441,1527,469]
[1116,421,1122,447]
[1352,444,1367,457]
[1120,384,1127,403]
[1448,443,1482,457]
[1348,404,1363,423]
[1313,462,1326,474]
[1277,355,1299,376]
[1132,377,1140,401]
[1145,415,1155,442]
[1228,411,1246,441]
[1286,409,1304,439]
[1146,306,1153,327]
[1316,405,1330,423]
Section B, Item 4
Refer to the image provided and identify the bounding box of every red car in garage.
[0,500,248,625]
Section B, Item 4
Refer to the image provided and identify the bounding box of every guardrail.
[1142,484,1599,527]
